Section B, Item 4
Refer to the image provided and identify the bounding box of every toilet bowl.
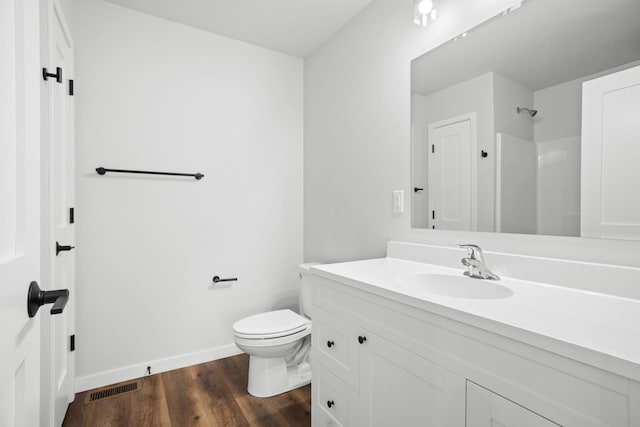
[232,263,318,397]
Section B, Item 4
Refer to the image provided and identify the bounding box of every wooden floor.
[63,354,311,427]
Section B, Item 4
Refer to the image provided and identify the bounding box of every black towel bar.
[96,167,203,180]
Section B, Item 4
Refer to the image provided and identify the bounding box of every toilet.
[233,263,317,397]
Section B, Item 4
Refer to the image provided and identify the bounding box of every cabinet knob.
[327,400,335,408]
[358,335,367,344]
[326,340,335,348]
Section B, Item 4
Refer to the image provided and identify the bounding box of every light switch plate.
[392,190,404,214]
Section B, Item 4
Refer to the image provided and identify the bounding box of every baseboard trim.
[75,344,243,392]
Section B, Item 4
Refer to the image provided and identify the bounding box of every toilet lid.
[233,309,309,338]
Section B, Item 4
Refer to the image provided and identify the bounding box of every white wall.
[304,0,640,268]
[73,0,303,389]
[496,133,536,234]
[493,73,533,141]
[304,0,522,263]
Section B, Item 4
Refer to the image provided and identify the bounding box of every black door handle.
[56,241,75,256]
[27,281,69,318]
[413,187,424,193]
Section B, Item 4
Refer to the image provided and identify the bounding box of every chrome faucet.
[457,244,500,280]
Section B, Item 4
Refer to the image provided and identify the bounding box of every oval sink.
[394,273,514,299]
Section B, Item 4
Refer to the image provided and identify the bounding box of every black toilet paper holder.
[212,276,237,283]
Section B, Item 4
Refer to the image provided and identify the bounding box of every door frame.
[40,0,75,424]
[410,122,429,228]
[427,112,478,231]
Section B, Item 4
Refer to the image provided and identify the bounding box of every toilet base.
[247,355,312,398]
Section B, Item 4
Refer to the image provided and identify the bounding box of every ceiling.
[412,0,640,95]
[102,0,374,58]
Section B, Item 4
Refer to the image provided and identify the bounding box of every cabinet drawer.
[312,363,358,427]
[313,276,362,317]
[313,307,360,390]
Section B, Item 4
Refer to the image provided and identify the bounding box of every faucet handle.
[457,244,483,259]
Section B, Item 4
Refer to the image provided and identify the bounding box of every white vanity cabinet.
[311,273,640,427]
[312,304,465,427]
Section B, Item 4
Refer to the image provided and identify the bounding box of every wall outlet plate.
[393,190,404,214]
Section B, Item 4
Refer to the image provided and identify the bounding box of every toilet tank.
[299,263,320,319]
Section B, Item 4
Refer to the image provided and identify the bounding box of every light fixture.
[414,0,439,27]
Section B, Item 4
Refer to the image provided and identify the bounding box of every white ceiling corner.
[101,0,374,57]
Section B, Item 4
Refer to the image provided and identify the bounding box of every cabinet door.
[467,381,560,427]
[581,64,640,239]
[359,330,465,427]
[313,307,360,390]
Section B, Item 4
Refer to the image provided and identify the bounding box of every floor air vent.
[85,381,141,403]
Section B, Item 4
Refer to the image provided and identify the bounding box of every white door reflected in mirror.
[428,115,474,231]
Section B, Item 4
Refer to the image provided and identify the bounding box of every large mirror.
[411,0,640,238]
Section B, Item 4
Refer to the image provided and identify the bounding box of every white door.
[0,0,43,426]
[359,331,466,427]
[428,115,475,231]
[43,1,75,425]
[581,64,640,239]
[467,382,560,427]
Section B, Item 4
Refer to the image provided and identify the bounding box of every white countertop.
[311,257,640,382]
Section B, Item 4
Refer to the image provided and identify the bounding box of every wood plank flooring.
[63,354,311,427]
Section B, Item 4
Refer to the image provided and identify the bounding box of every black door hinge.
[431,144,435,154]
[432,210,435,220]
[69,207,75,224]
[70,335,75,352]
[43,67,62,83]
[68,79,74,96]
